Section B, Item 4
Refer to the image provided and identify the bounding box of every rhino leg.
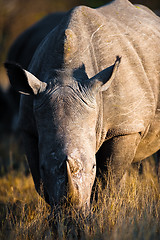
[96,133,141,184]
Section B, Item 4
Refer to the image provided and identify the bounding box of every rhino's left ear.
[4,62,47,95]
[89,56,121,92]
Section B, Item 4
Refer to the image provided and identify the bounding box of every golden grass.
[0,136,160,240]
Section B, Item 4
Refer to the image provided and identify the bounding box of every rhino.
[5,0,160,210]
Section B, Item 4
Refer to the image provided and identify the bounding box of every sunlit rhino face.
[34,79,98,209]
[5,57,119,210]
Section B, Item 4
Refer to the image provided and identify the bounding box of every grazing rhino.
[5,0,160,210]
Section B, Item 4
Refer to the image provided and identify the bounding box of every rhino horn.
[64,29,77,61]
[66,161,80,205]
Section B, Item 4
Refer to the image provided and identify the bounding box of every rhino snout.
[40,156,90,209]
[40,159,66,177]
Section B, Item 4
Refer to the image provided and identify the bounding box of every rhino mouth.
[41,160,90,211]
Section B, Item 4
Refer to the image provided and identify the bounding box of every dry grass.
[0,159,160,239]
[0,135,160,239]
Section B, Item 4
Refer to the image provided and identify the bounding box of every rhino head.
[5,57,120,210]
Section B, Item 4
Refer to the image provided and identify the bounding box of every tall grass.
[0,134,159,239]
[0,156,160,239]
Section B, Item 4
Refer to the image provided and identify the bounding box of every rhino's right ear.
[4,62,47,95]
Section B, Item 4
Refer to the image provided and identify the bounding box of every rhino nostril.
[40,164,46,177]
[58,160,66,174]
[41,164,45,171]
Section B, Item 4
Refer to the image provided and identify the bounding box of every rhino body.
[5,0,160,209]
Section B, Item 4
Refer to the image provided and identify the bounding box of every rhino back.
[20,0,160,143]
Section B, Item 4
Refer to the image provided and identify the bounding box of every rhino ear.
[89,56,121,92]
[4,62,47,95]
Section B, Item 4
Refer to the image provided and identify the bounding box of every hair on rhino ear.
[4,62,47,95]
[88,56,122,92]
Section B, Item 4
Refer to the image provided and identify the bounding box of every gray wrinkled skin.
[5,0,160,210]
